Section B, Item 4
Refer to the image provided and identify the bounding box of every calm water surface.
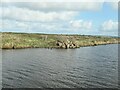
[2,44,119,88]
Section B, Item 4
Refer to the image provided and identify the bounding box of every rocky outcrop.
[56,39,79,49]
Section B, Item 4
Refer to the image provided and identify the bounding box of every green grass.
[1,32,120,49]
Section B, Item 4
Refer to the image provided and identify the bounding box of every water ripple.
[2,44,118,88]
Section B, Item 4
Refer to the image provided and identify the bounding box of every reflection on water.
[2,44,118,88]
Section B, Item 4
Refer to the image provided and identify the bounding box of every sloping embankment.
[1,32,120,49]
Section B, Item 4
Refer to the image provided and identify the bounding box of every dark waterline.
[2,44,118,88]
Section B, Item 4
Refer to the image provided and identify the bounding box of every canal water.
[2,44,118,88]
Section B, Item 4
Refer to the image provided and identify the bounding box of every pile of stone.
[56,39,79,49]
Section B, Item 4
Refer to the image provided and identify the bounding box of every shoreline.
[1,43,120,50]
[2,42,119,50]
[1,32,120,49]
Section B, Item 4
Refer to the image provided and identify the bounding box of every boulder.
[56,40,79,49]
[56,41,63,47]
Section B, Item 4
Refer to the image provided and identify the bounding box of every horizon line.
[1,31,119,37]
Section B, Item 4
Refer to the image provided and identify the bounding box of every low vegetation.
[1,32,120,49]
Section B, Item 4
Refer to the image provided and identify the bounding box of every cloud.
[0,2,118,36]
[1,18,93,34]
[101,20,118,31]
[1,19,118,36]
[2,2,103,11]
[1,19,66,32]
[1,7,78,22]
[109,2,118,10]
[1,19,29,30]
[70,20,92,30]
[31,23,64,32]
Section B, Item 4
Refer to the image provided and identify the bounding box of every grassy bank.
[1,32,120,49]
